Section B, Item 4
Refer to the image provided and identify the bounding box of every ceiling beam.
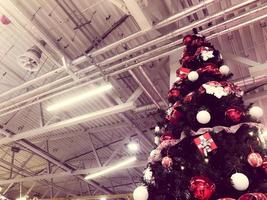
[108,0,129,14]
[0,161,147,184]
[31,122,129,143]
[0,102,135,145]
[221,52,261,67]
[123,0,152,31]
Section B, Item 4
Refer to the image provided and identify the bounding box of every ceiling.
[0,0,267,199]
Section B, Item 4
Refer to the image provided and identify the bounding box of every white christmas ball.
[196,110,211,124]
[249,106,263,119]
[230,173,249,191]
[219,65,230,75]
[154,136,160,145]
[149,149,161,161]
[133,185,149,200]
[188,71,199,82]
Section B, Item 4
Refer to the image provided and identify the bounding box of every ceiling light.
[16,197,27,200]
[127,141,140,152]
[100,197,107,200]
[47,84,112,112]
[85,156,137,180]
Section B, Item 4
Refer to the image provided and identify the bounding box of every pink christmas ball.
[161,156,173,169]
[247,152,263,167]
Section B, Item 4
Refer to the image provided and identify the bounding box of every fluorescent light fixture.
[85,156,137,180]
[16,197,27,200]
[100,198,107,200]
[127,141,140,152]
[47,84,112,112]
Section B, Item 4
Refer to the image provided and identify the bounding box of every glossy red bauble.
[225,107,244,123]
[183,35,193,45]
[189,176,215,200]
[247,152,263,167]
[0,15,11,25]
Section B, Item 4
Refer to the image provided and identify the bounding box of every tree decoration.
[249,106,263,119]
[161,156,173,169]
[225,107,244,123]
[138,29,266,199]
[189,176,215,200]
[160,131,174,142]
[0,15,11,25]
[200,48,214,61]
[176,67,191,80]
[247,152,263,167]
[183,35,193,45]
[154,136,160,145]
[154,125,160,133]
[133,185,148,200]
[230,173,249,191]
[196,110,211,124]
[202,82,228,99]
[193,132,217,156]
[149,149,161,163]
[219,65,230,75]
[188,71,199,82]
[143,166,155,184]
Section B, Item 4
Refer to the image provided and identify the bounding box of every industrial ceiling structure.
[0,0,266,199]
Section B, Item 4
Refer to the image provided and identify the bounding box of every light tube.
[47,84,112,112]
[16,197,27,200]
[85,156,137,180]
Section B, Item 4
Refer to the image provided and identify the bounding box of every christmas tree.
[133,29,267,200]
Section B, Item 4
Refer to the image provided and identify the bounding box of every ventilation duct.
[18,45,42,71]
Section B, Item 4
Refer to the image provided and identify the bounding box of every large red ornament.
[183,35,193,45]
[225,107,244,123]
[0,15,11,25]
[161,156,173,169]
[247,153,263,167]
[189,176,215,200]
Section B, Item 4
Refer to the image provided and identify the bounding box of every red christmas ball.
[225,107,244,123]
[183,35,193,45]
[189,176,215,200]
[247,152,263,167]
[0,15,11,25]
[161,156,173,169]
[262,156,267,174]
